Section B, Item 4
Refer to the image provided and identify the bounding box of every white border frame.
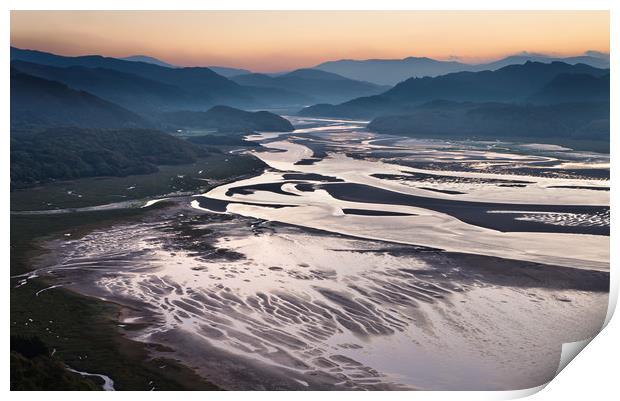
[3,2,616,400]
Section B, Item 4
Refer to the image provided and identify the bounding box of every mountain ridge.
[231,68,389,104]
[10,68,148,129]
[314,52,610,85]
[120,55,177,68]
[10,47,253,109]
[300,61,610,118]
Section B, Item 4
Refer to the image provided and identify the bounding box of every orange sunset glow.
[11,10,610,72]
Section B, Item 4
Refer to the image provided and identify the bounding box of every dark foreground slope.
[158,105,294,132]
[11,128,207,188]
[11,69,148,129]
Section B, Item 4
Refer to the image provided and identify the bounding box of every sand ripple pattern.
[40,215,472,389]
[34,204,609,390]
[515,210,610,227]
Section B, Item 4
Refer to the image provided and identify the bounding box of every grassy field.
[10,152,265,390]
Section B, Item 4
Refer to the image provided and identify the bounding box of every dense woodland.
[10,128,207,188]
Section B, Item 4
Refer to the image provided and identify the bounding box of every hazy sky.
[11,10,609,72]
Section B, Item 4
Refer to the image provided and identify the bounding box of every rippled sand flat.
[30,207,607,390]
[27,118,609,390]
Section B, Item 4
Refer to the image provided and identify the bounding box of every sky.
[10,10,610,72]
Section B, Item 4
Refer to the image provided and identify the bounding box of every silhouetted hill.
[475,53,610,72]
[367,100,609,151]
[282,69,361,81]
[120,55,177,68]
[11,127,207,188]
[11,69,148,129]
[231,68,388,104]
[315,57,469,85]
[10,47,329,109]
[383,62,607,102]
[158,105,294,132]
[11,60,194,113]
[11,47,253,108]
[315,52,610,85]
[300,62,609,118]
[528,73,610,104]
[119,59,253,77]
[208,66,252,77]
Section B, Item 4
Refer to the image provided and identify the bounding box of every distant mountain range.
[11,60,194,114]
[230,68,389,104]
[120,55,252,77]
[120,55,177,68]
[208,66,252,77]
[11,47,387,110]
[10,46,610,153]
[117,49,610,88]
[300,61,609,151]
[11,47,253,111]
[10,68,295,135]
[473,52,609,73]
[300,61,610,118]
[10,68,148,129]
[314,51,610,85]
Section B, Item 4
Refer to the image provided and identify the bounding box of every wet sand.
[317,182,609,235]
[22,117,610,390]
[29,200,608,390]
